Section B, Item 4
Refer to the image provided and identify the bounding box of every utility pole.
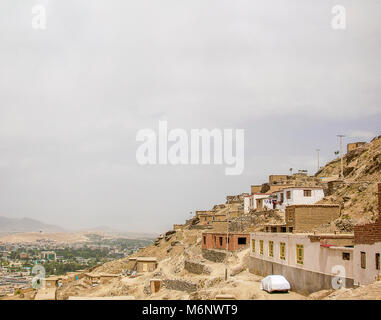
[316,149,320,172]
[337,135,345,179]
[225,201,230,281]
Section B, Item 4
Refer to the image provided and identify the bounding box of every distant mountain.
[0,216,65,233]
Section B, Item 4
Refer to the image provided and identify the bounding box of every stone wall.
[162,279,198,293]
[202,249,226,263]
[184,260,211,275]
[327,180,344,196]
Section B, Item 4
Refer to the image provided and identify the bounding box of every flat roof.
[287,204,340,208]
[136,257,157,262]
[202,231,249,235]
[273,186,323,192]
[251,231,354,238]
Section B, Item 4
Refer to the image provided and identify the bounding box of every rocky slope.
[314,135,381,231]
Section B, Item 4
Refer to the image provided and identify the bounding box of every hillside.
[315,134,381,227]
[53,134,381,300]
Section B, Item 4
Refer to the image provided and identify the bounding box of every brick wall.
[201,232,249,251]
[354,183,381,245]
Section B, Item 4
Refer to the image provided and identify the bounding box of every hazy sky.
[0,1,380,233]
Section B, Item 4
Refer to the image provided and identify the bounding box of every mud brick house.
[264,204,341,233]
[347,141,366,153]
[84,273,119,285]
[198,213,214,225]
[202,232,249,251]
[44,276,60,288]
[250,185,262,194]
[353,183,381,285]
[135,257,158,272]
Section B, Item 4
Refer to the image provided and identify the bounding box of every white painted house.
[353,242,381,285]
[244,193,272,214]
[353,183,381,286]
[249,232,355,294]
[272,186,324,211]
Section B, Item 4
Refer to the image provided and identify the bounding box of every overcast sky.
[0,1,380,233]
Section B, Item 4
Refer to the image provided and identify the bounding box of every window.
[269,241,274,257]
[219,237,223,246]
[296,244,304,265]
[260,240,264,255]
[376,253,380,270]
[342,252,350,261]
[361,252,366,269]
[280,193,284,202]
[252,239,255,253]
[281,227,287,233]
[286,191,291,199]
[238,237,247,245]
[303,190,312,197]
[203,236,206,245]
[280,242,286,260]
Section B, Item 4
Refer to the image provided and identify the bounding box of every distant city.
[0,233,153,296]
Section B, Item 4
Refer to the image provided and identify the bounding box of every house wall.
[285,205,340,232]
[244,196,250,214]
[244,194,271,213]
[136,261,157,272]
[353,183,381,285]
[198,215,213,225]
[275,188,324,211]
[249,232,354,294]
[251,185,262,194]
[347,142,366,153]
[249,256,354,295]
[353,243,381,285]
[214,214,226,221]
[202,233,249,251]
[269,175,289,185]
